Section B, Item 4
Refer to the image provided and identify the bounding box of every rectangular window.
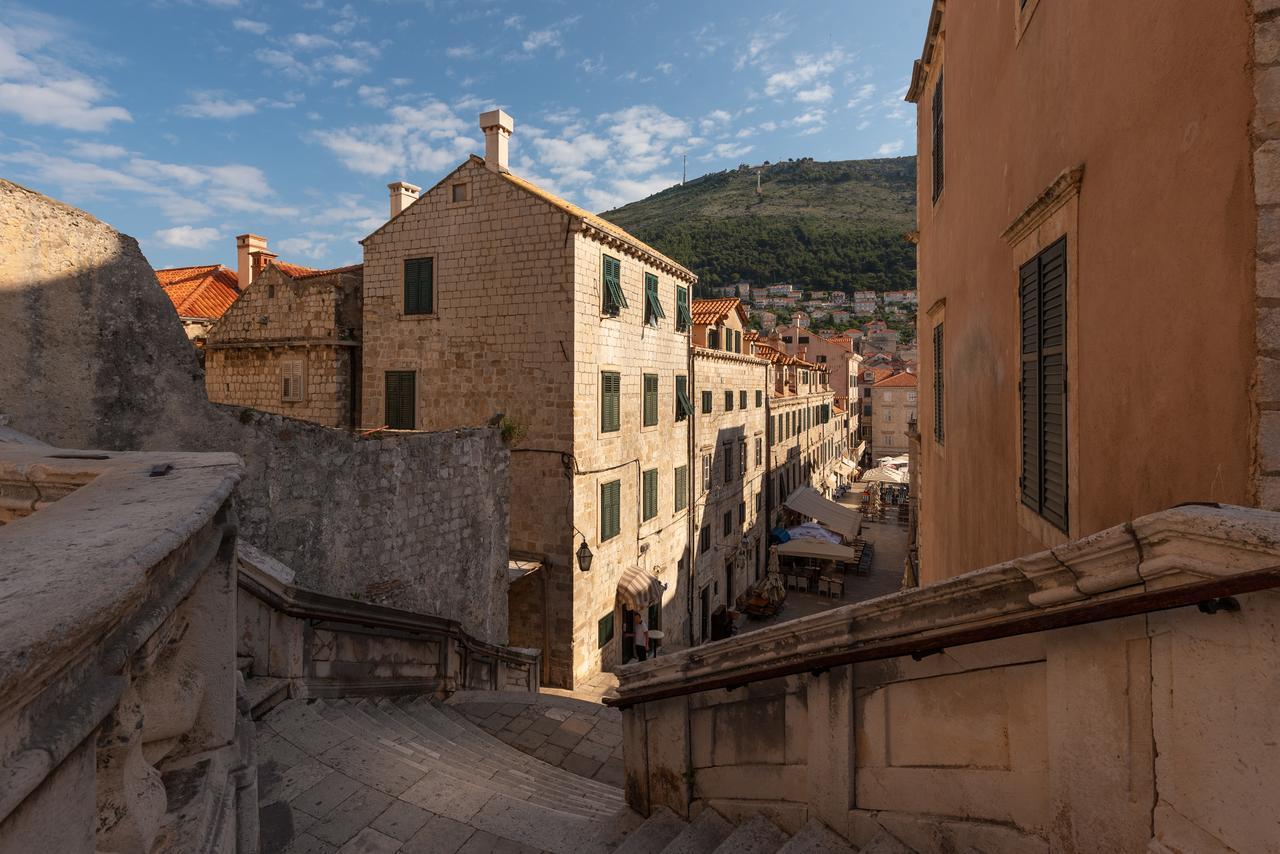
[1020,237,1068,531]
[674,465,689,512]
[600,371,621,433]
[739,438,748,477]
[642,468,658,521]
[602,255,626,315]
[702,390,713,414]
[739,390,747,409]
[722,510,732,537]
[723,443,733,483]
[384,371,416,429]
[404,257,434,315]
[933,322,945,444]
[708,328,720,349]
[451,183,469,203]
[598,612,614,647]
[600,479,621,541]
[755,389,763,408]
[644,272,665,327]
[702,454,712,491]
[724,390,733,411]
[755,437,762,467]
[281,358,305,402]
[739,501,746,527]
[643,373,659,427]
[699,525,711,553]
[676,286,691,331]
[932,71,945,203]
[675,375,692,421]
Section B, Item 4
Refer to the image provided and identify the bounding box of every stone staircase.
[253,687,902,852]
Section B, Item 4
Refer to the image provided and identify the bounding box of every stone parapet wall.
[205,345,354,428]
[615,504,1280,852]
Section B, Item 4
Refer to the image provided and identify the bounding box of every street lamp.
[576,540,594,573]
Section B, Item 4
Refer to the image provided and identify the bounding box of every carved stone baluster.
[95,680,166,853]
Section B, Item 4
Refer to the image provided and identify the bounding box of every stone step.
[710,814,789,854]
[775,818,858,854]
[614,807,689,854]
[312,699,619,819]
[243,676,287,720]
[660,807,732,854]
[376,698,624,809]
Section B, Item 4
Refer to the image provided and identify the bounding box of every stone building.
[869,371,917,460]
[906,0,1275,583]
[204,246,363,429]
[689,299,769,644]
[357,110,696,688]
[769,321,863,413]
[155,263,240,344]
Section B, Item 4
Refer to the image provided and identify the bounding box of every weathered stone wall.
[767,388,842,525]
[0,177,510,645]
[870,384,917,458]
[1253,0,1280,511]
[206,346,355,429]
[691,347,770,643]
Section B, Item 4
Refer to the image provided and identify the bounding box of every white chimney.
[479,109,514,173]
[235,233,268,289]
[388,181,420,218]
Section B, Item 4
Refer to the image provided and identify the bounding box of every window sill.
[400,312,438,320]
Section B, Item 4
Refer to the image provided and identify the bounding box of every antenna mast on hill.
[756,168,762,195]
[682,154,687,185]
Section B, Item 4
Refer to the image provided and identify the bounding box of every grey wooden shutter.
[404,258,433,314]
[932,72,944,202]
[1039,238,1068,530]
[1019,259,1041,512]
[601,372,621,432]
[385,371,415,429]
[933,323,945,443]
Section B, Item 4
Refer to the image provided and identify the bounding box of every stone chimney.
[235,234,268,290]
[388,181,420,218]
[479,109,514,173]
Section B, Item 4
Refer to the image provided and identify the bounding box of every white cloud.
[795,83,832,103]
[357,85,387,108]
[503,15,524,29]
[68,141,128,159]
[311,98,477,176]
[700,109,731,132]
[522,29,558,52]
[656,62,673,75]
[289,32,337,50]
[847,83,875,108]
[764,50,844,100]
[734,21,788,71]
[856,119,871,131]
[579,56,604,74]
[154,225,220,248]
[0,79,131,131]
[877,140,905,156]
[178,91,258,119]
[446,45,475,59]
[330,55,369,75]
[793,110,825,125]
[232,18,268,35]
[708,142,753,161]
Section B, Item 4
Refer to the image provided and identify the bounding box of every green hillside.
[598,156,918,295]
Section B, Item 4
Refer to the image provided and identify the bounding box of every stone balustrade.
[611,504,1280,853]
[0,445,252,853]
[236,544,540,699]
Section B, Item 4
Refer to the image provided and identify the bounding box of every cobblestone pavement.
[448,694,624,788]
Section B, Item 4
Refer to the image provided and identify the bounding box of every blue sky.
[0,0,931,270]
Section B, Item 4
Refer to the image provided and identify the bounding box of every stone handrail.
[0,446,253,853]
[237,544,540,697]
[613,504,1280,852]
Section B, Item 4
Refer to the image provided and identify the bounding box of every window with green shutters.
[723,443,733,483]
[600,479,621,541]
[643,374,659,426]
[739,390,747,409]
[404,257,434,315]
[1020,237,1068,532]
[933,322,946,444]
[602,255,626,315]
[675,375,692,421]
[600,371,621,433]
[644,272,665,327]
[674,465,688,512]
[642,468,658,520]
[724,390,733,411]
[702,390,712,414]
[384,371,416,429]
[598,612,614,647]
[708,328,720,349]
[756,389,763,408]
[676,286,691,331]
[722,510,732,537]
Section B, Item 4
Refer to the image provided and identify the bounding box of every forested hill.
[599,156,917,295]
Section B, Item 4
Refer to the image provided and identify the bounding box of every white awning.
[617,566,665,612]
[834,459,857,476]
[783,486,862,540]
[861,466,909,484]
[824,474,838,488]
[775,539,861,561]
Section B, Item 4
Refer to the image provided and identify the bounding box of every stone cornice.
[1002,165,1085,246]
[692,346,769,367]
[571,217,698,283]
[204,337,360,350]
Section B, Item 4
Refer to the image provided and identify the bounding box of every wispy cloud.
[231,18,268,35]
[764,49,845,102]
[178,91,258,119]
[312,99,476,175]
[154,225,220,248]
[446,45,475,59]
[877,139,904,156]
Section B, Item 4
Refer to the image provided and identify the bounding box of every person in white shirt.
[633,613,649,662]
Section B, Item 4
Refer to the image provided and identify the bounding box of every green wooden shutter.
[675,375,692,420]
[932,71,944,203]
[1020,260,1041,513]
[601,372,621,432]
[674,465,688,511]
[643,374,658,426]
[603,256,626,314]
[933,322,945,444]
[601,480,621,540]
[642,468,658,520]
[644,273,665,326]
[1039,238,1068,531]
[676,287,691,331]
[404,258,433,315]
[384,371,416,429]
[702,390,712,414]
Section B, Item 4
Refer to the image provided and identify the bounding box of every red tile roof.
[873,371,918,389]
[155,265,240,320]
[274,262,362,280]
[864,366,896,385]
[691,297,746,327]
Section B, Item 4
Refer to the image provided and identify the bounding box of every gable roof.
[864,366,896,385]
[691,297,748,327]
[271,261,362,280]
[155,265,240,320]
[873,371,918,389]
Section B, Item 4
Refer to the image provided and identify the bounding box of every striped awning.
[617,566,665,612]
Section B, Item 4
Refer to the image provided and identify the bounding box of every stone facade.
[869,374,917,460]
[359,148,695,688]
[690,346,770,644]
[1254,0,1280,511]
[205,262,363,429]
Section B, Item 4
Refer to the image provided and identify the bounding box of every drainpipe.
[686,342,696,648]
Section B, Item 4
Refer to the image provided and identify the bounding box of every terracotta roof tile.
[691,297,743,326]
[277,262,362,280]
[155,265,240,320]
[873,371,918,388]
